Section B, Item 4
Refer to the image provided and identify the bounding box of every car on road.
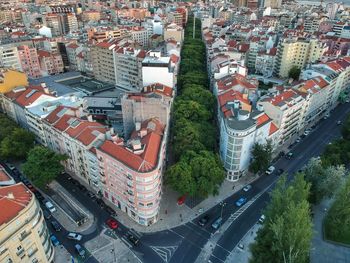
[87,192,96,199]
[277,168,284,175]
[34,191,44,201]
[258,214,266,224]
[238,243,245,250]
[78,184,87,192]
[106,206,117,216]
[106,218,118,229]
[127,234,140,246]
[198,215,210,227]
[346,99,350,103]
[243,184,252,192]
[26,184,37,193]
[50,235,60,246]
[285,152,294,159]
[96,199,105,209]
[177,195,186,206]
[265,166,275,175]
[67,232,83,241]
[74,244,86,258]
[45,201,56,213]
[295,137,301,143]
[337,120,342,125]
[303,130,310,136]
[235,197,247,207]
[211,217,223,229]
[324,113,330,119]
[51,220,62,232]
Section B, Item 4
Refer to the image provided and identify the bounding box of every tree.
[303,158,345,204]
[341,114,350,140]
[250,174,312,263]
[174,99,211,122]
[324,175,350,242]
[0,128,35,160]
[0,114,17,142]
[180,85,215,112]
[22,146,67,189]
[288,66,301,80]
[321,139,350,167]
[166,160,195,196]
[249,141,273,173]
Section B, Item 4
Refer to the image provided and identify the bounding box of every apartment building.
[65,43,82,71]
[17,45,41,79]
[246,36,266,70]
[91,39,118,84]
[255,48,277,77]
[114,43,145,91]
[142,51,176,88]
[122,83,173,137]
[274,37,327,78]
[87,27,129,42]
[45,13,78,36]
[163,23,184,43]
[0,183,54,263]
[167,11,184,28]
[216,74,278,181]
[81,10,101,22]
[96,117,166,226]
[130,27,152,48]
[0,45,22,71]
[37,50,64,76]
[259,89,306,145]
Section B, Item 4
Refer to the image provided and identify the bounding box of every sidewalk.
[311,199,350,263]
[109,174,258,233]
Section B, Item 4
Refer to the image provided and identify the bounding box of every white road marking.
[150,245,179,263]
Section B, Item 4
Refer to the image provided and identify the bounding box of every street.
[3,102,349,263]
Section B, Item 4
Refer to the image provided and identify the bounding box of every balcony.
[19,231,31,241]
[28,248,38,258]
[16,248,25,257]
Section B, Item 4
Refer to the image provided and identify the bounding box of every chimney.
[7,192,15,199]
[40,82,46,88]
[87,115,93,122]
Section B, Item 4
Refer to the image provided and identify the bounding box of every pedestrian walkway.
[54,244,72,263]
[107,174,258,233]
[311,199,350,263]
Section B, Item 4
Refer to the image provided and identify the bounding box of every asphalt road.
[3,102,349,263]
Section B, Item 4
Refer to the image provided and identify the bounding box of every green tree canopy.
[249,141,273,173]
[288,66,301,80]
[0,114,17,142]
[180,85,215,111]
[0,128,35,160]
[250,174,312,263]
[22,146,67,189]
[303,158,345,204]
[174,99,211,122]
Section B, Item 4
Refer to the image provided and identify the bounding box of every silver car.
[67,232,82,241]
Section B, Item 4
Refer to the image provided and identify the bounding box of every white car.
[67,232,83,241]
[259,214,266,223]
[243,185,252,192]
[45,201,56,213]
[265,166,275,175]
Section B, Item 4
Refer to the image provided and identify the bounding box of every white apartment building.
[255,48,277,77]
[130,27,152,48]
[259,89,306,145]
[0,45,22,71]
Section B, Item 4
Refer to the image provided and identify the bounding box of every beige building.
[0,183,54,263]
[259,89,306,145]
[91,39,118,84]
[274,37,327,78]
[163,23,184,44]
[82,10,101,22]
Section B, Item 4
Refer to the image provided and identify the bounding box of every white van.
[265,166,275,175]
[45,201,56,213]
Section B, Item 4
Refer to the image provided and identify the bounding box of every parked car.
[7,163,16,170]
[45,201,56,213]
[127,234,140,246]
[51,220,62,232]
[258,214,266,224]
[324,113,330,119]
[243,185,252,192]
[106,218,118,229]
[211,217,223,229]
[295,137,301,143]
[337,120,342,125]
[303,130,310,136]
[346,99,350,103]
[177,195,186,206]
[198,215,210,227]
[285,152,294,159]
[67,232,83,241]
[34,191,44,201]
[43,209,52,220]
[265,166,275,175]
[27,184,37,193]
[50,235,60,246]
[276,168,284,175]
[96,199,105,209]
[75,244,86,257]
[78,184,87,192]
[87,192,96,199]
[235,197,247,207]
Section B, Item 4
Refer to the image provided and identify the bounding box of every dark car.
[127,234,140,246]
[285,152,294,159]
[198,215,210,227]
[43,209,52,220]
[106,206,117,216]
[276,168,284,175]
[96,199,105,209]
[51,220,62,232]
[78,184,87,192]
[34,191,44,201]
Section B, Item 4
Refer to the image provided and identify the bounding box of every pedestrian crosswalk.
[150,245,179,263]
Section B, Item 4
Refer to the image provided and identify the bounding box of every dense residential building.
[274,38,327,78]
[0,45,22,71]
[255,48,277,77]
[0,183,54,263]
[17,45,41,79]
[37,50,64,76]
[163,23,184,43]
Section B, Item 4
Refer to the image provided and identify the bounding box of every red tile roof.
[217,74,257,93]
[256,113,270,127]
[269,90,298,107]
[0,165,12,183]
[0,183,32,225]
[143,83,173,97]
[98,118,164,172]
[15,86,52,107]
[269,122,278,136]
